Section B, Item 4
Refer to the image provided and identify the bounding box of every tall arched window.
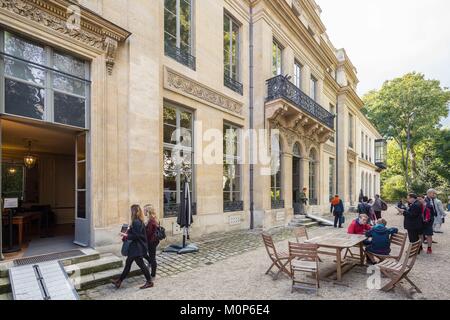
[309,149,318,205]
[271,133,283,209]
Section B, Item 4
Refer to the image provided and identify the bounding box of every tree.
[363,72,450,192]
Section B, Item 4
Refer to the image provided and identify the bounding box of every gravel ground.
[90,207,450,300]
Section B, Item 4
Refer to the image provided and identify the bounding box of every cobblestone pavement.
[79,227,296,300]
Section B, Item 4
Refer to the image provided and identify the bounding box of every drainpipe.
[249,3,255,230]
[335,98,339,198]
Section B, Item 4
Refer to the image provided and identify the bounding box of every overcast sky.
[317,0,450,128]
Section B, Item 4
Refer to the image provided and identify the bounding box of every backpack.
[156,224,166,241]
[422,206,432,223]
[381,201,388,211]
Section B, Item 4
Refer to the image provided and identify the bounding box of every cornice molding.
[164,67,244,117]
[0,0,131,74]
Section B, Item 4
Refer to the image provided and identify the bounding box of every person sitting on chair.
[348,214,372,235]
[365,218,399,264]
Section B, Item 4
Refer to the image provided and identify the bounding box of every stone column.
[282,152,293,210]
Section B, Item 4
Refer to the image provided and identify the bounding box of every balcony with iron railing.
[164,41,196,71]
[266,76,335,139]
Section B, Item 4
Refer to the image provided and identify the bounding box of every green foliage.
[363,72,450,195]
[382,175,408,202]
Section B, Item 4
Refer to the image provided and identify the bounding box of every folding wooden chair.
[288,242,320,294]
[293,226,309,243]
[366,232,408,263]
[262,233,291,280]
[376,240,422,293]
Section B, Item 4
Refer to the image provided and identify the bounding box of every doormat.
[13,250,85,266]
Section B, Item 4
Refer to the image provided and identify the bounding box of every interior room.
[1,118,80,259]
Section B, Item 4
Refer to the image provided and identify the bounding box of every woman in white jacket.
[432,191,446,233]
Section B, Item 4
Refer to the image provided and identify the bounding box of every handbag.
[121,239,132,257]
[381,201,388,211]
[340,215,345,225]
[156,223,166,241]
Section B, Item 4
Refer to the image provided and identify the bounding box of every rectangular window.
[349,162,354,204]
[163,102,194,217]
[294,60,302,88]
[164,0,195,69]
[348,113,354,148]
[365,135,369,160]
[223,13,242,94]
[369,138,372,162]
[329,104,335,143]
[1,31,90,129]
[361,131,365,158]
[329,158,335,200]
[272,40,283,76]
[223,123,242,212]
[310,76,318,101]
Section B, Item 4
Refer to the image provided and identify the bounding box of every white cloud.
[317,0,450,126]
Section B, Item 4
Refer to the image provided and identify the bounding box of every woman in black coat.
[400,194,423,243]
[111,205,153,289]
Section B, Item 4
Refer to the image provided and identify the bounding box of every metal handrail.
[266,75,335,129]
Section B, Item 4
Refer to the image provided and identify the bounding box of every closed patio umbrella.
[164,178,199,254]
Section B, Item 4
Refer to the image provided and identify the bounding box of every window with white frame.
[309,149,318,205]
[0,30,90,128]
[294,60,302,88]
[272,40,283,76]
[310,75,318,101]
[164,0,194,68]
[223,123,242,211]
[224,13,240,82]
[348,113,354,148]
[270,133,283,207]
[163,102,194,216]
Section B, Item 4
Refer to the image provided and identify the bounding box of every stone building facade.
[0,0,386,249]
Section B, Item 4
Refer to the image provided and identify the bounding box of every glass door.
[74,132,90,246]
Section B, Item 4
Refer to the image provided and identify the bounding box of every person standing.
[372,195,384,220]
[400,194,423,243]
[420,193,435,254]
[330,195,345,228]
[111,205,153,289]
[429,190,446,234]
[298,187,308,215]
[143,204,160,280]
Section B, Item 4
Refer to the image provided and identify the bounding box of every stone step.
[302,221,319,228]
[75,263,147,291]
[0,277,11,295]
[65,253,123,277]
[0,249,101,279]
[291,218,313,223]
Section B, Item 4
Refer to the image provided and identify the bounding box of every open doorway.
[1,118,89,259]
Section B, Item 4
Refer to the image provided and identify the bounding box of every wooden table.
[2,212,42,247]
[306,233,367,282]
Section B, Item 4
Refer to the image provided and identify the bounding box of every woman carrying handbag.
[143,204,161,280]
[111,205,153,289]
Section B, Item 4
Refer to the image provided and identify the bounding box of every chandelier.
[24,140,37,169]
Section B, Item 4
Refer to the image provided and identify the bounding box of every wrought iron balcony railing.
[164,41,196,71]
[271,200,285,210]
[266,75,335,130]
[224,75,243,95]
[224,200,244,212]
[164,202,197,218]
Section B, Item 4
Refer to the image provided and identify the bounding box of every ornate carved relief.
[165,68,243,116]
[104,37,118,75]
[0,0,130,74]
